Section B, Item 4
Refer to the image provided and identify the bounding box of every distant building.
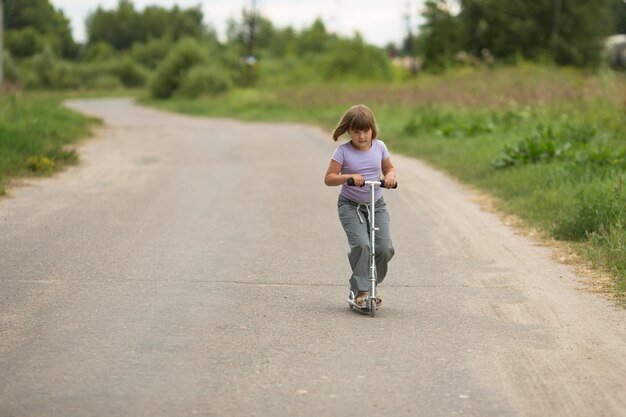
[605,35,626,69]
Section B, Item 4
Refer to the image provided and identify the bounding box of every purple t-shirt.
[331,139,390,203]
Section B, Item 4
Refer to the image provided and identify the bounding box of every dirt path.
[0,98,624,417]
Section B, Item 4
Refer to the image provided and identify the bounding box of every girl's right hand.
[348,174,365,186]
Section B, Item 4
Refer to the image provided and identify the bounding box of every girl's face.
[348,128,373,151]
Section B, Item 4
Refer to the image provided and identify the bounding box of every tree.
[612,0,626,33]
[457,0,614,66]
[87,0,211,50]
[86,0,140,50]
[297,18,334,56]
[3,0,76,58]
[417,0,462,69]
[225,11,290,58]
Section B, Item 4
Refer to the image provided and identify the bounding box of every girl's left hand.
[382,175,397,189]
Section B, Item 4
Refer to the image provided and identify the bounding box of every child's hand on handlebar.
[348,175,365,186]
[382,175,397,189]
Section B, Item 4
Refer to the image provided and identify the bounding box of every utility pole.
[246,0,257,60]
[0,0,4,87]
[403,0,413,55]
[403,0,418,75]
[242,0,257,85]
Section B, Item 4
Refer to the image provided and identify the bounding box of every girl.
[324,104,397,308]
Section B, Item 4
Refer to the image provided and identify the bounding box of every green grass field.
[144,64,626,298]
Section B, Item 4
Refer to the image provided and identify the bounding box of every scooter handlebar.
[347,177,398,189]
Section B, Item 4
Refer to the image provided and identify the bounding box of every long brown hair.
[332,104,379,141]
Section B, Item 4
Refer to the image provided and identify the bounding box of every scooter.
[345,177,397,317]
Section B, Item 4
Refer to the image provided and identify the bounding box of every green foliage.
[417,0,615,68]
[226,12,296,58]
[4,0,78,58]
[588,219,626,286]
[2,52,20,83]
[86,74,124,90]
[404,107,499,137]
[26,47,82,89]
[176,65,233,98]
[86,0,211,50]
[18,55,146,90]
[418,0,463,70]
[130,38,173,69]
[86,0,141,50]
[26,155,56,175]
[492,127,569,168]
[552,187,625,241]
[149,39,209,98]
[575,146,626,167]
[321,36,392,81]
[297,19,334,56]
[0,94,97,191]
[493,121,626,169]
[82,42,116,62]
[614,0,626,33]
[103,58,148,87]
[5,28,46,58]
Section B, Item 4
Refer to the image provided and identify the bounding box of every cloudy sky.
[49,0,426,47]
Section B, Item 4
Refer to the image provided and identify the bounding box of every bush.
[86,74,124,90]
[26,48,82,89]
[27,48,56,88]
[105,58,148,87]
[131,38,173,69]
[176,65,233,97]
[82,41,116,62]
[149,38,208,98]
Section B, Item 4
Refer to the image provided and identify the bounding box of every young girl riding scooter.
[324,104,397,309]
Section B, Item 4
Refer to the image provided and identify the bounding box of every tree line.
[1,0,624,93]
[415,0,626,69]
[1,0,393,94]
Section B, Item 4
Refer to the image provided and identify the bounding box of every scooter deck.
[347,298,378,313]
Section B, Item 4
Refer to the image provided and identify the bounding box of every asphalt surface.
[1,98,625,417]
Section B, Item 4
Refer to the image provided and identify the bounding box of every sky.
[48,0,426,47]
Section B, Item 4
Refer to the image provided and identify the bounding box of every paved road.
[1,99,625,417]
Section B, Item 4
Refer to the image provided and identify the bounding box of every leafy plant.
[575,146,626,167]
[493,126,570,168]
[559,122,598,144]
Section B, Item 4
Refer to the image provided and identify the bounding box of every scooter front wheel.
[369,299,376,317]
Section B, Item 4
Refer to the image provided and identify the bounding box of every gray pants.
[338,195,395,292]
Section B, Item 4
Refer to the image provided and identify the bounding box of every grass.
[143,64,626,299]
[0,92,102,195]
